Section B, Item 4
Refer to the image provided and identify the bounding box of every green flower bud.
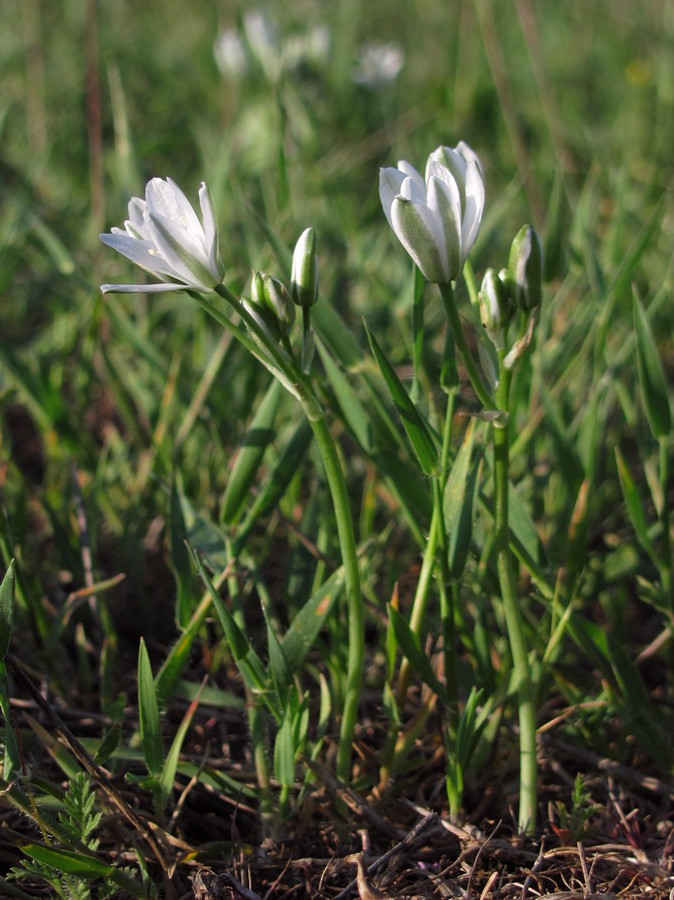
[478,268,512,351]
[248,272,295,339]
[479,268,512,332]
[260,274,296,336]
[250,271,267,307]
[242,297,282,342]
[291,227,319,308]
[507,224,542,311]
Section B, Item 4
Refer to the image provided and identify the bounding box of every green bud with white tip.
[291,227,319,308]
[507,224,542,311]
[479,268,512,349]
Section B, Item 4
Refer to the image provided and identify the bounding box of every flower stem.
[659,436,673,609]
[494,364,537,834]
[438,282,494,410]
[204,284,364,784]
[308,412,364,784]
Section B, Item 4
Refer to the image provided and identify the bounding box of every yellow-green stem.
[207,285,364,783]
[659,437,672,609]
[308,413,363,783]
[438,282,494,410]
[494,365,537,833]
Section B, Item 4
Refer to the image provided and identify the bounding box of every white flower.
[100,179,225,294]
[243,9,282,82]
[214,28,249,79]
[379,142,485,284]
[353,42,404,86]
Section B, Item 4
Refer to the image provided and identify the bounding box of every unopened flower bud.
[251,272,295,336]
[480,269,512,331]
[507,224,542,311]
[262,275,295,335]
[242,297,282,343]
[291,227,318,308]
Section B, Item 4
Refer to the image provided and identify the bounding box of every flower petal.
[147,213,218,290]
[199,182,225,281]
[101,281,188,294]
[460,159,485,258]
[427,175,461,281]
[391,196,448,283]
[99,232,183,280]
[146,178,204,239]
[379,167,407,227]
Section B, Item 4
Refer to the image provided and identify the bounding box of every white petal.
[199,182,225,280]
[147,210,211,272]
[391,197,448,283]
[147,214,217,290]
[426,146,467,188]
[379,167,407,226]
[455,141,483,176]
[460,160,485,258]
[146,178,203,239]
[427,176,461,280]
[99,232,183,280]
[101,282,187,294]
[396,160,424,194]
[399,174,426,204]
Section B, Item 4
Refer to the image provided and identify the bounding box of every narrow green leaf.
[0,560,16,659]
[262,602,293,703]
[233,418,313,553]
[316,339,374,451]
[221,377,283,525]
[0,661,19,778]
[280,565,344,671]
[155,593,214,704]
[274,711,296,788]
[18,842,114,877]
[633,292,672,440]
[389,605,447,703]
[443,424,481,579]
[364,321,439,475]
[170,478,196,628]
[615,447,659,566]
[411,264,426,401]
[137,638,163,777]
[159,681,204,811]
[191,548,280,720]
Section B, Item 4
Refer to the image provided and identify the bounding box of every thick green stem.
[308,414,363,783]
[493,368,537,834]
[438,282,494,410]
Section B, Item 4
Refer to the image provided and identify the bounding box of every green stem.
[494,364,537,834]
[438,281,494,410]
[381,391,457,788]
[308,413,363,783]
[659,436,673,609]
[204,284,363,783]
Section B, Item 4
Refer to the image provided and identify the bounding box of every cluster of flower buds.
[244,227,319,342]
[478,224,542,354]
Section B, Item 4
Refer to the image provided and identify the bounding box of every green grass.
[0,0,673,895]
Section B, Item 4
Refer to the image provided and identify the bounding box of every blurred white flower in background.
[214,28,249,79]
[353,42,404,87]
[214,11,330,83]
[283,25,330,71]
